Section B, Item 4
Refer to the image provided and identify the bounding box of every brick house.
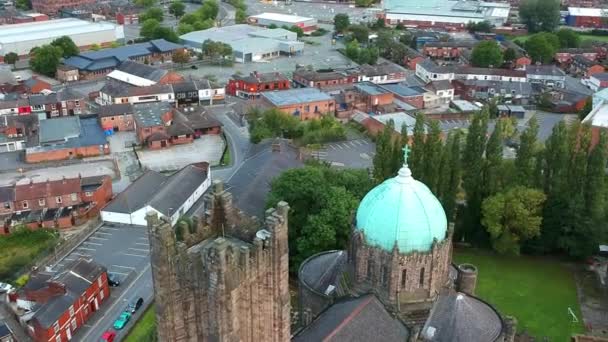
[97,80,175,106]
[571,55,605,77]
[56,65,79,83]
[31,0,95,15]
[29,88,84,119]
[426,80,454,104]
[26,259,109,342]
[354,82,395,113]
[0,114,38,153]
[421,41,476,60]
[555,48,599,66]
[25,116,109,163]
[403,46,425,70]
[260,88,336,120]
[379,84,426,109]
[292,69,359,89]
[358,62,407,84]
[0,99,32,116]
[98,103,134,132]
[173,80,201,107]
[226,71,290,98]
[452,79,533,104]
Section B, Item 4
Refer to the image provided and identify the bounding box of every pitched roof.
[148,164,208,216]
[15,178,82,201]
[231,71,289,84]
[100,79,174,98]
[525,64,566,77]
[293,295,409,342]
[101,170,167,214]
[98,103,134,117]
[115,60,167,83]
[0,186,14,202]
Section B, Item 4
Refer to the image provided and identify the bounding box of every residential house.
[26,259,109,342]
[226,71,290,98]
[571,54,605,77]
[0,114,38,153]
[585,72,608,91]
[403,46,425,70]
[98,103,134,132]
[106,60,184,86]
[292,69,358,89]
[421,40,476,61]
[22,78,51,95]
[56,65,79,83]
[260,88,336,120]
[415,59,454,83]
[97,80,175,105]
[173,80,201,107]
[25,116,109,163]
[354,82,395,113]
[426,80,454,104]
[61,39,185,80]
[456,67,527,82]
[101,163,211,226]
[555,48,599,65]
[547,89,589,113]
[525,65,566,88]
[196,78,225,105]
[29,88,84,119]
[0,99,32,116]
[378,84,426,109]
[452,79,533,104]
[358,62,407,84]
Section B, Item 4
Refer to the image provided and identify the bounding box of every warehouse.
[382,0,510,30]
[180,24,304,63]
[567,7,608,28]
[248,12,318,34]
[0,18,124,57]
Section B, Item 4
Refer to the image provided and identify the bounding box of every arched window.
[401,269,407,289]
[419,267,425,287]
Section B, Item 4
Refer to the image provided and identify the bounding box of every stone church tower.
[148,181,291,342]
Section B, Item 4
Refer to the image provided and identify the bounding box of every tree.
[349,24,370,45]
[372,120,396,183]
[177,23,195,35]
[235,9,247,24]
[579,97,593,121]
[169,1,186,18]
[372,18,386,30]
[514,116,539,187]
[180,13,198,25]
[197,0,219,21]
[519,0,560,33]
[140,19,161,39]
[90,44,101,51]
[29,45,62,77]
[437,131,462,221]
[345,39,360,61]
[268,23,278,29]
[409,113,426,179]
[525,33,559,63]
[266,165,373,271]
[483,120,504,197]
[50,36,79,58]
[152,26,180,43]
[556,28,581,48]
[140,7,164,22]
[420,120,442,193]
[172,49,190,64]
[289,25,304,38]
[585,131,607,223]
[482,186,546,254]
[354,0,374,7]
[471,41,504,68]
[334,13,350,33]
[201,39,233,60]
[15,0,31,10]
[503,47,517,62]
[135,0,156,8]
[3,52,18,65]
[466,21,493,33]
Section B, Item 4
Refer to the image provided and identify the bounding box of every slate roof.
[115,60,167,83]
[38,117,81,144]
[573,54,600,67]
[28,88,83,106]
[100,79,174,98]
[379,83,425,97]
[232,71,289,84]
[261,88,333,106]
[98,103,133,118]
[429,80,453,91]
[593,72,608,81]
[525,65,566,77]
[101,170,167,214]
[355,82,390,96]
[421,292,503,342]
[0,186,14,202]
[293,295,409,342]
[299,250,347,295]
[15,178,81,201]
[359,61,406,76]
[133,101,173,128]
[31,117,107,152]
[424,40,477,48]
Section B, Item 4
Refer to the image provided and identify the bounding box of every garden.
[0,227,58,281]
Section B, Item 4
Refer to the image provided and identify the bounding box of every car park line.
[95,231,112,236]
[128,248,149,252]
[78,247,96,251]
[108,271,129,276]
[122,253,148,258]
[112,265,135,270]
[134,242,149,246]
[91,236,109,241]
[85,242,103,246]
[100,227,119,231]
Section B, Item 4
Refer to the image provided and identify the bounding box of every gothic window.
[381,266,388,286]
[401,269,407,289]
[419,267,425,287]
[367,258,373,279]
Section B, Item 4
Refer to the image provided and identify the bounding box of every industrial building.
[248,12,318,34]
[382,0,510,30]
[180,24,304,63]
[567,7,608,28]
[0,18,124,57]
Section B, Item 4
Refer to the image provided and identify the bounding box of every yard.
[454,248,585,341]
[0,228,58,281]
[509,33,608,44]
[124,304,156,342]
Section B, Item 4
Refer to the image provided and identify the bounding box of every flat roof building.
[0,18,124,57]
[260,88,335,120]
[180,24,304,63]
[248,12,318,33]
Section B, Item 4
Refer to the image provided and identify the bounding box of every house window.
[419,267,425,287]
[22,201,28,209]
[98,276,103,287]
[38,198,45,206]
[70,319,77,331]
[69,305,75,317]
[401,269,407,289]
[70,193,77,201]
[85,191,92,197]
[100,289,105,300]
[56,196,62,204]
[53,321,59,333]
[74,100,80,107]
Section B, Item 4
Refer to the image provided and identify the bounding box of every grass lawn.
[0,228,58,281]
[221,147,231,166]
[454,249,585,341]
[509,33,608,44]
[124,304,156,342]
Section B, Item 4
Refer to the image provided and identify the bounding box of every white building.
[97,80,175,105]
[248,12,318,33]
[0,18,124,56]
[101,164,211,226]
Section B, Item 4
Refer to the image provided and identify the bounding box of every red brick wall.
[137,125,166,144]
[227,78,290,96]
[81,177,112,212]
[26,145,109,163]
[270,99,336,121]
[588,64,605,76]
[395,94,424,109]
[100,115,134,131]
[159,72,185,85]
[17,193,81,212]
[170,136,194,145]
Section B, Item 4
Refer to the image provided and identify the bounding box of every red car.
[101,331,116,342]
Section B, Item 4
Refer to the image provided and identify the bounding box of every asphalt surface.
[310,138,375,169]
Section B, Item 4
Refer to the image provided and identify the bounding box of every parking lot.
[136,134,225,172]
[56,224,153,342]
[310,138,376,169]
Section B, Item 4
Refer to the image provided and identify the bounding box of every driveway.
[136,135,225,172]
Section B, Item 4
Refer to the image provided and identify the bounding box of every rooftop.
[0,18,120,44]
[232,71,289,84]
[583,102,608,128]
[261,88,333,106]
[133,102,174,128]
[593,73,608,81]
[98,103,134,118]
[384,0,510,22]
[249,12,314,23]
[30,116,107,152]
[525,65,566,77]
[371,112,420,136]
[39,117,80,144]
[355,82,390,96]
[568,7,608,17]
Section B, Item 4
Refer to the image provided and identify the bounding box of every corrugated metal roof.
[249,12,313,23]
[261,88,333,106]
[0,18,119,44]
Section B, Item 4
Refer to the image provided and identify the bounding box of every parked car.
[127,297,144,314]
[108,273,120,287]
[100,331,116,342]
[190,65,198,70]
[0,282,13,293]
[113,312,131,330]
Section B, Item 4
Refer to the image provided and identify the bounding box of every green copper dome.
[355,151,448,253]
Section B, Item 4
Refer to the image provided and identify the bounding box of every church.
[146,147,515,341]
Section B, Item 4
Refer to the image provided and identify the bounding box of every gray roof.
[116,60,167,82]
[98,103,133,117]
[133,102,174,128]
[379,83,425,97]
[0,186,14,202]
[0,65,16,85]
[525,65,566,77]
[101,170,167,214]
[355,82,390,96]
[100,79,174,98]
[429,80,453,91]
[421,292,503,342]
[593,72,608,81]
[261,88,333,106]
[39,117,81,144]
[299,250,347,295]
[293,295,409,342]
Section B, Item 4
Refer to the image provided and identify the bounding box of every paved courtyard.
[310,138,375,169]
[136,135,225,172]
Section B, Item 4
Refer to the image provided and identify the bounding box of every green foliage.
[139,7,164,22]
[334,13,350,33]
[371,18,385,30]
[420,120,443,194]
[140,18,161,39]
[235,9,247,24]
[436,131,462,221]
[519,0,560,33]
[248,109,345,144]
[466,20,493,33]
[151,26,180,43]
[514,116,540,187]
[299,116,346,145]
[3,52,18,65]
[90,44,101,51]
[483,119,504,196]
[556,28,581,48]
[177,23,195,35]
[201,39,233,60]
[579,97,593,121]
[268,23,278,29]
[29,45,63,77]
[15,0,31,10]
[525,32,560,63]
[348,24,370,44]
[482,186,546,254]
[408,113,426,179]
[0,228,58,280]
[197,0,219,21]
[171,49,190,64]
[266,164,373,271]
[471,40,504,68]
[503,47,517,62]
[135,0,156,7]
[50,36,79,58]
[372,120,402,182]
[124,305,157,342]
[14,274,29,287]
[169,1,186,18]
[288,25,304,38]
[354,0,374,7]
[344,39,378,65]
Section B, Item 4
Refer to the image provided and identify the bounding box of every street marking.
[72,252,91,257]
[101,227,119,231]
[137,237,149,240]
[122,253,148,257]
[135,242,149,246]
[90,236,108,241]
[349,141,357,147]
[129,248,149,252]
[112,265,135,270]
[342,143,350,148]
[330,145,337,150]
[108,271,129,276]
[336,144,344,149]
[85,242,103,246]
[95,231,112,236]
[78,247,96,251]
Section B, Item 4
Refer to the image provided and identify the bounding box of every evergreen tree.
[409,113,426,179]
[438,131,462,221]
[585,130,607,222]
[483,120,504,197]
[372,120,395,183]
[390,124,406,173]
[420,120,442,193]
[515,116,539,187]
